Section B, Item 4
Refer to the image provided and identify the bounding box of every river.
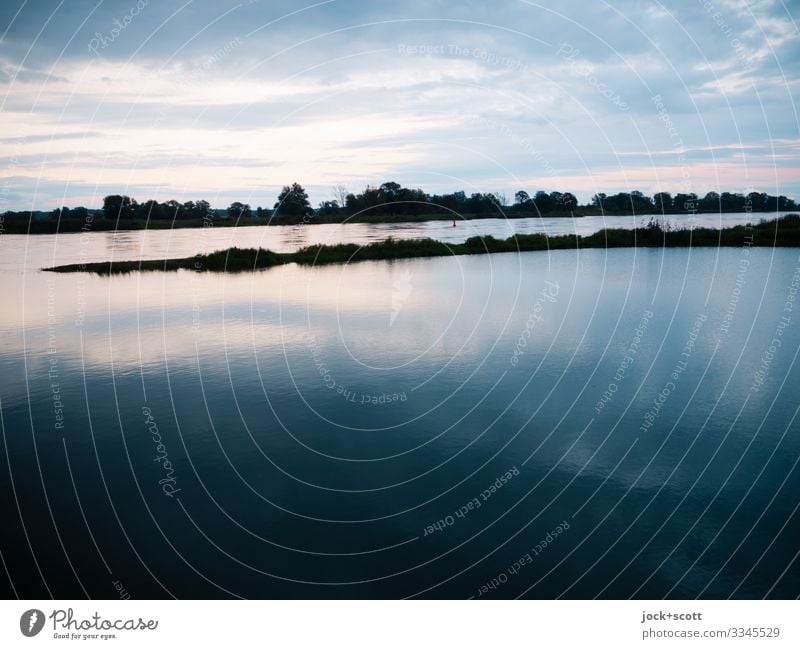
[0,223,798,598]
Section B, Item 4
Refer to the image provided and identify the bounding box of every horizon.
[4,183,799,214]
[1,1,798,211]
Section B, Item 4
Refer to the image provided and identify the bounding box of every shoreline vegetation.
[4,182,797,234]
[45,215,800,274]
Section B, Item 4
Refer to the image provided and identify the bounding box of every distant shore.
[6,210,578,234]
[3,208,794,235]
[7,183,796,234]
[44,215,800,274]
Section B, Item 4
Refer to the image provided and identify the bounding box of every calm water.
[2,212,792,272]
[0,233,798,598]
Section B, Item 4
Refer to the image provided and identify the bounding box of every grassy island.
[44,215,800,274]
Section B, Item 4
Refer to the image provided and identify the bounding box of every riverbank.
[5,206,795,234]
[5,211,573,234]
[44,215,800,274]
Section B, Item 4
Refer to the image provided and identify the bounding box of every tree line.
[2,182,797,224]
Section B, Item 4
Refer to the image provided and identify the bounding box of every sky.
[0,0,798,210]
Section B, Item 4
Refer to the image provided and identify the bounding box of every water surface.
[0,240,798,598]
[3,211,791,272]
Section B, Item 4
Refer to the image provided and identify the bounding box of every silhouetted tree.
[190,200,211,219]
[139,199,164,220]
[629,191,653,212]
[275,183,311,216]
[71,206,90,221]
[720,192,745,211]
[747,192,768,211]
[317,200,341,215]
[700,191,721,212]
[533,191,554,213]
[163,200,180,218]
[102,195,136,219]
[653,192,673,213]
[674,193,698,212]
[179,201,195,219]
[48,186,800,230]
[227,201,251,218]
[343,182,429,216]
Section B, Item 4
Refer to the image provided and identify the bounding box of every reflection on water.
[0,246,798,598]
[1,212,792,272]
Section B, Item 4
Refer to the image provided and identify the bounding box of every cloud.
[0,0,798,209]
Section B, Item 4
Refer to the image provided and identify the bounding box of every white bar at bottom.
[0,600,796,648]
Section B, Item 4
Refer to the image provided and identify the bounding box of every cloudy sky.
[0,0,798,210]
